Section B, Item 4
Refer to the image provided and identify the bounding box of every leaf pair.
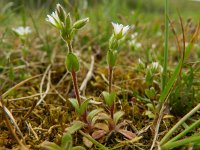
[65,53,80,72]
[102,91,116,107]
[69,98,89,115]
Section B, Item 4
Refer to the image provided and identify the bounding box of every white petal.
[122,25,130,36]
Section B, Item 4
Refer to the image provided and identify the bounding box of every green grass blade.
[159,59,183,103]
[161,135,200,150]
[162,0,169,91]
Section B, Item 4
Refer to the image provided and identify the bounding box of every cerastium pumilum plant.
[46,4,89,123]
[99,23,135,139]
[104,22,130,122]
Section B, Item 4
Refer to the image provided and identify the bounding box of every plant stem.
[67,40,73,53]
[108,66,113,93]
[108,66,114,119]
[71,70,81,106]
[162,0,169,91]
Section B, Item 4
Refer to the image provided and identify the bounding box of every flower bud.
[106,50,117,67]
[56,4,66,22]
[109,35,118,50]
[73,18,89,29]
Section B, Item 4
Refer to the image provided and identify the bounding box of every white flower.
[151,62,159,70]
[12,26,32,36]
[112,22,130,39]
[46,11,62,29]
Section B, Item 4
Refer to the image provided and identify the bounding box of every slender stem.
[67,41,73,53]
[71,70,81,106]
[160,103,200,145]
[162,0,169,91]
[108,66,113,93]
[108,66,114,119]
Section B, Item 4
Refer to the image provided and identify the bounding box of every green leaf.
[65,53,80,72]
[40,141,62,150]
[87,108,104,122]
[106,50,117,67]
[69,98,80,114]
[71,146,86,150]
[66,121,85,134]
[60,133,73,150]
[145,87,156,99]
[102,91,116,107]
[79,99,90,115]
[114,111,124,124]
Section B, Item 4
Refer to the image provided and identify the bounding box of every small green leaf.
[87,108,104,122]
[79,99,90,115]
[106,50,117,67]
[145,87,156,99]
[114,111,124,124]
[65,53,80,72]
[66,121,85,135]
[61,133,73,150]
[69,98,80,114]
[102,91,116,107]
[40,141,62,150]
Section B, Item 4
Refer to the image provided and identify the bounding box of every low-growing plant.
[46,3,90,124]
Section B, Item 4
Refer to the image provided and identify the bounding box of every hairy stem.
[67,40,73,53]
[71,70,81,106]
[108,66,114,119]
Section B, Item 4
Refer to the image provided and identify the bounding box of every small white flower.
[131,32,138,39]
[46,11,62,29]
[12,26,32,36]
[112,22,130,39]
[151,62,159,70]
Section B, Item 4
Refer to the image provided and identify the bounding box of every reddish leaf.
[92,130,107,140]
[117,129,136,140]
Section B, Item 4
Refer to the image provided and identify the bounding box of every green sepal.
[109,35,118,50]
[56,4,66,22]
[65,53,80,72]
[102,91,116,107]
[106,50,117,67]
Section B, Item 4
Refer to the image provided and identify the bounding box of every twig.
[0,96,27,149]
[150,102,167,150]
[80,55,95,93]
[36,65,51,106]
